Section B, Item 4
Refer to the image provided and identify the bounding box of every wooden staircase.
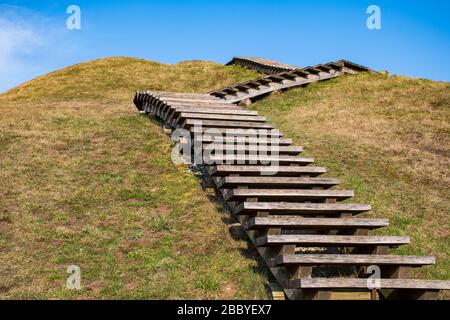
[226,57,299,74]
[212,59,372,105]
[133,61,450,300]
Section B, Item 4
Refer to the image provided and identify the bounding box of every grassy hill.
[0,57,448,299]
[0,57,266,299]
[250,73,450,285]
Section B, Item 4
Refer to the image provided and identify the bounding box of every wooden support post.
[256,211,269,218]
[371,289,378,300]
[288,265,313,280]
[251,211,270,238]
[372,245,390,255]
[382,266,412,279]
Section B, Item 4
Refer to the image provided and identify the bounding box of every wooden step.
[234,202,371,215]
[256,235,410,247]
[205,155,313,165]
[183,119,274,129]
[191,127,283,138]
[160,103,241,119]
[314,64,333,72]
[226,57,298,74]
[244,217,389,230]
[336,59,372,72]
[149,91,216,99]
[161,103,235,113]
[195,136,293,146]
[163,102,233,111]
[156,101,236,115]
[163,101,238,108]
[171,107,258,116]
[271,254,436,267]
[202,145,303,156]
[208,165,326,177]
[223,189,354,201]
[223,87,239,93]
[148,95,221,102]
[268,75,287,82]
[325,62,344,70]
[168,108,253,124]
[303,67,322,75]
[178,113,267,122]
[216,176,339,188]
[289,278,450,290]
[158,97,225,104]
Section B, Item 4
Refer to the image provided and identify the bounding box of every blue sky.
[0,0,449,92]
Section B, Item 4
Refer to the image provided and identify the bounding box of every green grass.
[249,73,450,297]
[0,57,268,299]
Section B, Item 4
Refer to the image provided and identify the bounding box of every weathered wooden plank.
[234,202,371,215]
[195,136,292,146]
[179,113,267,122]
[183,119,274,129]
[217,176,339,188]
[209,165,326,177]
[191,127,283,137]
[160,102,237,119]
[165,101,238,108]
[226,57,298,74]
[165,105,247,123]
[268,75,288,82]
[173,107,258,116]
[244,217,389,230]
[205,155,313,165]
[159,97,224,103]
[256,235,410,247]
[149,91,215,98]
[223,189,354,201]
[291,278,450,290]
[202,145,302,156]
[272,254,436,267]
[314,64,333,72]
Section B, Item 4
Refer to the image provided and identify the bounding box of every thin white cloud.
[0,5,74,93]
[0,6,43,91]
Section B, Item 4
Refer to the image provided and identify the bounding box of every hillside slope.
[250,73,450,285]
[0,57,266,299]
[1,57,448,299]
